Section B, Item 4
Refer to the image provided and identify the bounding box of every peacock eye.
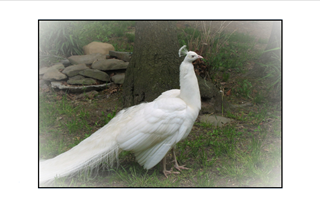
[191,55,194,58]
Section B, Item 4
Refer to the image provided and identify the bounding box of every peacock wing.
[116,97,190,169]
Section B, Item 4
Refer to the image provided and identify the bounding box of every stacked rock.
[39,42,131,93]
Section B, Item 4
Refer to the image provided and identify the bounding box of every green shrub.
[126,33,135,43]
[39,21,135,62]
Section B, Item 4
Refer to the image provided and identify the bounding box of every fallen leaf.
[110,89,118,94]
[226,89,231,96]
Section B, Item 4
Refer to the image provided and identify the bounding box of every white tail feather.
[40,118,122,184]
[40,47,203,185]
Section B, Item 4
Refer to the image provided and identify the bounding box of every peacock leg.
[172,148,189,171]
[162,154,180,178]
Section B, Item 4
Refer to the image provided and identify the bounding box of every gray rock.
[111,73,125,84]
[51,63,65,70]
[109,51,132,62]
[199,115,234,127]
[79,69,110,82]
[63,63,89,77]
[39,67,49,75]
[197,76,230,113]
[39,80,49,90]
[231,102,253,108]
[42,67,67,81]
[68,53,107,65]
[60,59,71,67]
[197,76,216,99]
[67,75,96,85]
[92,59,129,71]
[51,81,108,93]
[40,63,65,75]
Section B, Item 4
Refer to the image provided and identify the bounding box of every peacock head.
[178,45,203,63]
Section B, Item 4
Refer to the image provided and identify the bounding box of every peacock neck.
[179,61,201,112]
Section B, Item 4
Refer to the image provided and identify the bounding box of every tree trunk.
[122,21,181,107]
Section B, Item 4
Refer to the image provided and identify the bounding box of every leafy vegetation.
[257,47,281,98]
[39,21,135,67]
[126,33,135,43]
[177,22,262,75]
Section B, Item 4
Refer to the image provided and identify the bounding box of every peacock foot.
[174,164,189,171]
[163,167,180,178]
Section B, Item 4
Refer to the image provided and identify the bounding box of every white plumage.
[40,46,203,184]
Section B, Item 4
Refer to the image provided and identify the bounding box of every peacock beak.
[198,55,203,59]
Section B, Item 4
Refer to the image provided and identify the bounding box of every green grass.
[234,79,253,98]
[40,92,281,187]
[40,22,281,187]
[39,92,118,159]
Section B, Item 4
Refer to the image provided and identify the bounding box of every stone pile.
[39,42,132,93]
[39,42,224,113]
